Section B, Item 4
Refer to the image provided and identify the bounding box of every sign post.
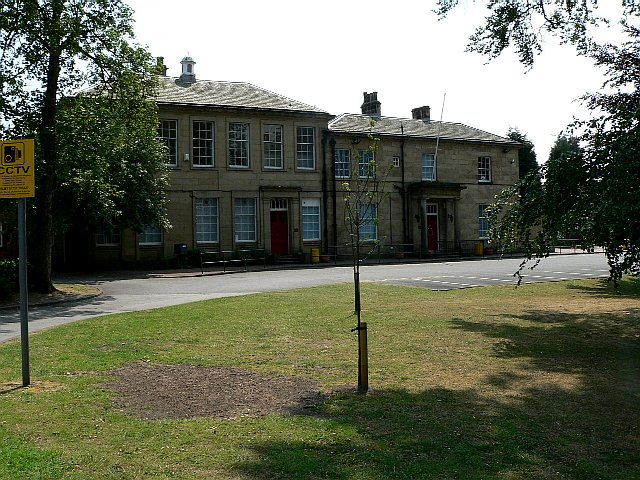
[1,139,35,387]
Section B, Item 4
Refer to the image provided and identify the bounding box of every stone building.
[62,57,520,268]
[326,93,520,257]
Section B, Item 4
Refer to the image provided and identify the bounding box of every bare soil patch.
[107,363,327,420]
[0,380,65,394]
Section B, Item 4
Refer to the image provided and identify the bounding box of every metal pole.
[18,198,30,386]
[433,92,446,163]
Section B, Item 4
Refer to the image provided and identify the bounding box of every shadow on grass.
[233,304,640,479]
[564,276,640,297]
[235,384,639,479]
[0,383,22,395]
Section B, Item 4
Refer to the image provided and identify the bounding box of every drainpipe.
[330,137,338,254]
[321,130,329,254]
[400,124,408,247]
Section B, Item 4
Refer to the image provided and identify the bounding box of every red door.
[270,211,289,255]
[427,215,438,251]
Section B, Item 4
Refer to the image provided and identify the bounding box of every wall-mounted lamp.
[352,138,361,145]
[510,159,516,164]
[448,214,454,222]
[503,147,511,153]
[184,153,190,162]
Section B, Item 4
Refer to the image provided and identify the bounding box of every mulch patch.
[107,362,328,420]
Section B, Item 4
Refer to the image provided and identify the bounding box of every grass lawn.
[0,277,639,479]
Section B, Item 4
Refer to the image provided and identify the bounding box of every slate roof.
[329,113,519,146]
[156,76,330,115]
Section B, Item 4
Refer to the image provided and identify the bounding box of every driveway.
[0,253,611,343]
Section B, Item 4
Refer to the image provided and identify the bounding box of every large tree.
[436,0,640,67]
[486,134,586,280]
[439,1,640,281]
[506,127,538,179]
[54,76,169,256]
[0,1,166,292]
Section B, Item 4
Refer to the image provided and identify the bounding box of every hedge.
[0,259,19,300]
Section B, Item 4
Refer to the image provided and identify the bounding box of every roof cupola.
[179,56,196,83]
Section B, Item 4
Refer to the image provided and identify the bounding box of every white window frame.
[159,119,178,167]
[392,156,400,168]
[302,198,321,241]
[263,124,283,169]
[192,120,214,167]
[359,203,378,241]
[426,203,438,215]
[334,149,351,179]
[479,204,490,238]
[234,198,256,242]
[296,126,315,170]
[139,225,163,246]
[95,228,121,246]
[422,153,436,181]
[358,150,375,179]
[229,122,250,168]
[478,156,492,182]
[196,198,219,244]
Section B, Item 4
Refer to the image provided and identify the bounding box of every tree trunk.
[352,233,368,393]
[31,3,63,293]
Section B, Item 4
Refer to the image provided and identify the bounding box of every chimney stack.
[412,106,431,122]
[179,56,196,84]
[361,91,381,117]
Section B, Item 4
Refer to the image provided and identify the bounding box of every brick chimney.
[412,106,431,122]
[179,56,196,84]
[361,91,381,116]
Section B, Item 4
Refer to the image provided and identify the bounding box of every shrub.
[0,259,19,300]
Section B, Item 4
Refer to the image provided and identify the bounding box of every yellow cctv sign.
[0,139,35,198]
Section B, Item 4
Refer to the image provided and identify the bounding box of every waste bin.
[174,243,188,255]
[311,247,320,264]
[474,241,484,256]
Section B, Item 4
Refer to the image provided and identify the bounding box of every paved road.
[0,253,610,343]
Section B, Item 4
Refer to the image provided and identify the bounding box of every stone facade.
[157,104,330,261]
[77,59,520,268]
[326,109,520,257]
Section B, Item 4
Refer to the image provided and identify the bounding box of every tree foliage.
[506,127,538,179]
[440,1,640,282]
[55,77,168,235]
[341,136,388,268]
[339,125,392,392]
[0,1,167,291]
[486,134,585,280]
[488,30,640,282]
[575,25,640,280]
[436,0,640,67]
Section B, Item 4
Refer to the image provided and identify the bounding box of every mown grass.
[0,277,639,479]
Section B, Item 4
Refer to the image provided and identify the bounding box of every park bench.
[200,248,267,274]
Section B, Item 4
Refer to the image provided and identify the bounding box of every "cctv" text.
[0,165,31,175]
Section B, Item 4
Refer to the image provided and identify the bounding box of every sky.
[126,0,615,163]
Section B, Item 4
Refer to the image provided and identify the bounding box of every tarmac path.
[0,253,611,343]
